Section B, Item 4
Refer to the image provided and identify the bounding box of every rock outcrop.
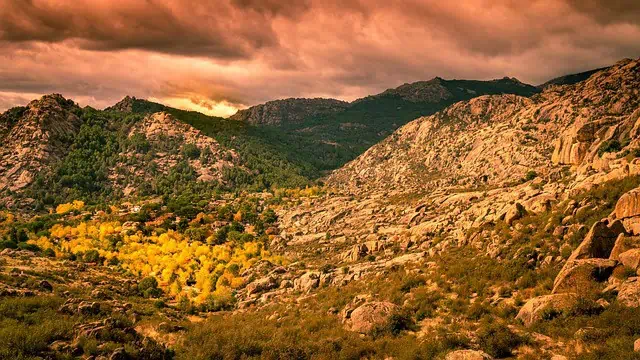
[229,98,349,126]
[343,301,400,334]
[516,294,577,326]
[0,94,81,195]
[445,350,494,360]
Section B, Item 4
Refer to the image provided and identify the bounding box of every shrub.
[598,140,622,157]
[83,249,101,263]
[182,144,201,159]
[17,242,40,252]
[477,321,524,358]
[42,248,56,257]
[138,277,163,298]
[525,170,538,181]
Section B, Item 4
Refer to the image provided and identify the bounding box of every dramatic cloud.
[0,0,639,117]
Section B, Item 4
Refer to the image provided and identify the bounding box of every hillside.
[538,67,610,89]
[0,96,312,210]
[236,77,541,175]
[328,58,640,194]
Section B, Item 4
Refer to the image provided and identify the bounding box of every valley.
[1,58,640,360]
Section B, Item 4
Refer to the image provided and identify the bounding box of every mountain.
[231,76,541,176]
[0,95,312,209]
[229,98,349,126]
[0,95,82,195]
[537,66,610,89]
[328,58,640,194]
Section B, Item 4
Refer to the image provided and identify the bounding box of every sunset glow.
[1,0,639,116]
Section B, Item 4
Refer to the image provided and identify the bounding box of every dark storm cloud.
[0,0,638,117]
[565,0,640,24]
[0,0,291,58]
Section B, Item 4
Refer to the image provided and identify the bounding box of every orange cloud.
[0,0,639,116]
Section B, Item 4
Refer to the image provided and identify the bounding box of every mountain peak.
[28,93,76,110]
[106,95,138,113]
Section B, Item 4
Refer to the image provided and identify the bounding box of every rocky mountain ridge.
[328,58,640,195]
[229,98,349,126]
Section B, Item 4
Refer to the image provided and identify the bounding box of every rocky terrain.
[2,58,640,359]
[0,94,81,194]
[328,58,640,194]
[229,98,350,126]
[115,112,243,195]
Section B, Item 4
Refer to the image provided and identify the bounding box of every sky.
[0,0,639,117]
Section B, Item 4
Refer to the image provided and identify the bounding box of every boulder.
[615,188,640,219]
[39,280,53,292]
[445,350,494,360]
[566,220,626,262]
[619,249,640,273]
[293,272,320,293]
[246,275,279,295]
[553,259,617,294]
[344,301,400,334]
[516,293,577,326]
[504,203,526,226]
[109,347,127,360]
[610,234,640,260]
[618,278,640,307]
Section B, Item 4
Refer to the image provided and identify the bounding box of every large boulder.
[610,234,640,260]
[553,259,617,294]
[516,293,577,326]
[618,278,640,307]
[293,272,320,293]
[615,188,640,219]
[504,203,526,226]
[246,275,279,295]
[445,350,494,360]
[615,188,640,235]
[619,249,640,273]
[344,301,400,334]
[566,220,626,262]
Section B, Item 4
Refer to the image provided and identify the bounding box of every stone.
[618,278,640,307]
[504,203,526,226]
[610,234,640,260]
[445,350,494,360]
[77,301,101,315]
[552,259,617,294]
[619,249,640,273]
[344,301,400,334]
[293,272,320,293]
[109,347,127,360]
[615,188,640,219]
[516,293,577,326]
[246,275,279,295]
[566,220,626,262]
[39,280,53,292]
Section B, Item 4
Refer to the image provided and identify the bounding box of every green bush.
[138,277,163,298]
[598,140,622,157]
[477,321,524,358]
[83,249,101,263]
[181,143,201,159]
